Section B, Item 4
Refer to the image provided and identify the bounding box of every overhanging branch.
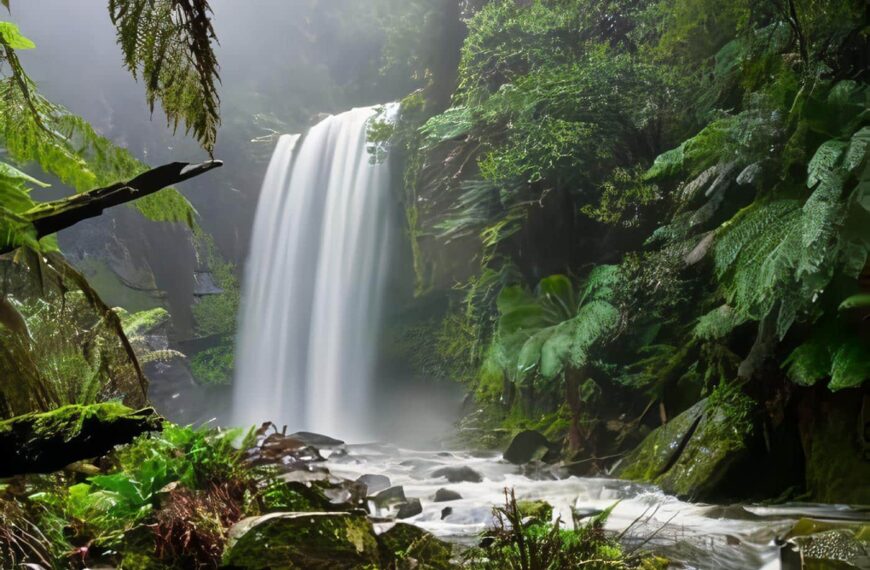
[8,160,223,254]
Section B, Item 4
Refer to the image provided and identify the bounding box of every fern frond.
[108,0,221,154]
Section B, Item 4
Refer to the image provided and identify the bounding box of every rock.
[572,507,605,520]
[784,527,870,569]
[615,400,705,483]
[0,404,162,477]
[655,402,751,500]
[223,512,380,569]
[516,500,553,522]
[373,486,407,508]
[434,488,462,502]
[289,431,345,447]
[616,398,756,500]
[396,498,423,519]
[431,466,483,483]
[503,430,560,464]
[357,474,391,495]
[377,522,455,569]
[441,507,453,520]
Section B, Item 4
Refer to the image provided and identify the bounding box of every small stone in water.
[434,488,462,502]
[396,499,423,519]
[431,466,483,483]
[441,507,453,520]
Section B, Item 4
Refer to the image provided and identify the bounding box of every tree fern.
[493,266,619,388]
[108,0,221,154]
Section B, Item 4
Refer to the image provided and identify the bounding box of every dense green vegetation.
[0,0,867,567]
[387,0,869,501]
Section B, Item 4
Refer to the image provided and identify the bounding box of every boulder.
[377,522,456,569]
[616,399,754,500]
[655,404,750,499]
[782,521,870,570]
[357,474,391,495]
[615,400,705,483]
[396,498,423,519]
[430,466,482,483]
[372,486,407,508]
[289,431,345,447]
[222,512,380,569]
[0,404,162,477]
[503,430,560,464]
[433,488,462,502]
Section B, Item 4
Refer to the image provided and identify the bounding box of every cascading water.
[232,105,396,440]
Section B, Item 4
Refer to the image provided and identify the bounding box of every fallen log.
[0,403,162,477]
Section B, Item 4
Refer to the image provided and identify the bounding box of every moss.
[377,523,456,570]
[516,500,553,522]
[0,404,162,477]
[223,512,380,570]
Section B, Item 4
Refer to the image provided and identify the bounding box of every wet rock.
[0,404,162,477]
[373,486,407,508]
[441,507,453,520]
[223,512,380,569]
[503,430,560,464]
[431,466,483,483]
[434,488,462,502]
[289,431,345,447]
[377,522,455,569]
[396,498,423,519]
[572,507,605,520]
[617,398,755,500]
[615,400,705,483]
[357,474,391,495]
[656,402,751,500]
[784,528,870,569]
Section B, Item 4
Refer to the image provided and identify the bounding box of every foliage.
[190,230,239,385]
[30,423,252,552]
[492,266,620,389]
[464,489,662,570]
[108,0,221,154]
[190,345,234,386]
[0,20,198,229]
[384,0,870,458]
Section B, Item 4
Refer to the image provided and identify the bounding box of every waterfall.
[232,105,396,440]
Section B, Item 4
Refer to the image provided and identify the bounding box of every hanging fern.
[712,123,870,338]
[108,0,221,154]
[0,21,197,226]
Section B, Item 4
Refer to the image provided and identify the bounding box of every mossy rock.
[615,400,705,482]
[377,522,456,569]
[617,398,754,500]
[516,500,553,522]
[222,512,380,570]
[0,403,162,477]
[655,404,751,499]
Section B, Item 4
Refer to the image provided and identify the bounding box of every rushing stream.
[233,105,397,440]
[321,443,868,570]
